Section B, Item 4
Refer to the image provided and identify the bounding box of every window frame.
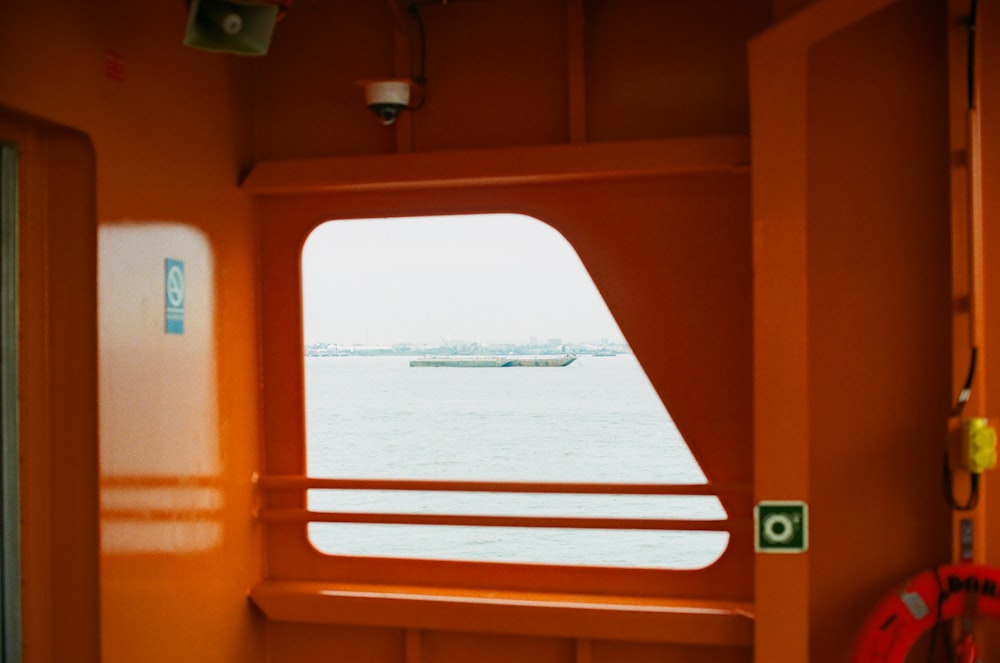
[250,140,754,601]
[287,212,733,571]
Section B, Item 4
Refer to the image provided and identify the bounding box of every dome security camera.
[363,80,412,126]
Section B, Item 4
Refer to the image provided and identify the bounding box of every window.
[299,214,728,569]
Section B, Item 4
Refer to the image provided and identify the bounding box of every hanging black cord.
[945,348,981,510]
[406,3,428,109]
[952,347,978,417]
[944,453,980,511]
[406,0,473,106]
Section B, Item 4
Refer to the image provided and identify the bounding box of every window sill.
[249,581,754,647]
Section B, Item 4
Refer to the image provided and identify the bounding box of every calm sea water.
[304,355,728,569]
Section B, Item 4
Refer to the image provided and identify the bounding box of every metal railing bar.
[256,475,750,496]
[257,508,736,531]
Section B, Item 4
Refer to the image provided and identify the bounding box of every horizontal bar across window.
[256,475,744,539]
[256,508,742,532]
[256,475,749,496]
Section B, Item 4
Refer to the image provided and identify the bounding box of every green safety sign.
[754,501,808,553]
[164,258,185,335]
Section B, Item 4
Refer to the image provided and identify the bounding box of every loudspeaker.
[183,0,280,56]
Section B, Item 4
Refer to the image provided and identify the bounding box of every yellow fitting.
[962,417,998,473]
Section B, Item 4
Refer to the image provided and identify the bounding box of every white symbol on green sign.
[754,501,808,553]
[165,258,185,334]
[166,264,184,307]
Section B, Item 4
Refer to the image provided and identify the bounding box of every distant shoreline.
[304,342,631,358]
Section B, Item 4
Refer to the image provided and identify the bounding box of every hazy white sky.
[301,213,625,346]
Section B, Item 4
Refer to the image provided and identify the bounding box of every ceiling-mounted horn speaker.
[183,0,280,56]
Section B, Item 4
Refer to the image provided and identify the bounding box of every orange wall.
[584,1,769,142]
[4,0,762,661]
[264,626,753,663]
[255,173,754,573]
[254,170,754,661]
[252,0,771,159]
[750,0,968,659]
[806,1,952,656]
[249,3,767,630]
[974,0,1000,653]
[7,0,998,661]
[0,1,769,660]
[0,2,264,663]
[981,0,1000,539]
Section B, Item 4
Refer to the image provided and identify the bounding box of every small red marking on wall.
[105,51,125,82]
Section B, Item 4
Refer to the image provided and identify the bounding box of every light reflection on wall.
[98,224,221,554]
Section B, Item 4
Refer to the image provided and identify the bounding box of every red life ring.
[851,564,1000,662]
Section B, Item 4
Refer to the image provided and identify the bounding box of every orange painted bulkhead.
[0,3,261,663]
[1,0,999,662]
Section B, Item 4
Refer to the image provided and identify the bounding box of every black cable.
[946,348,980,509]
[404,0,484,109]
[953,347,977,417]
[406,3,428,109]
[944,452,981,511]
